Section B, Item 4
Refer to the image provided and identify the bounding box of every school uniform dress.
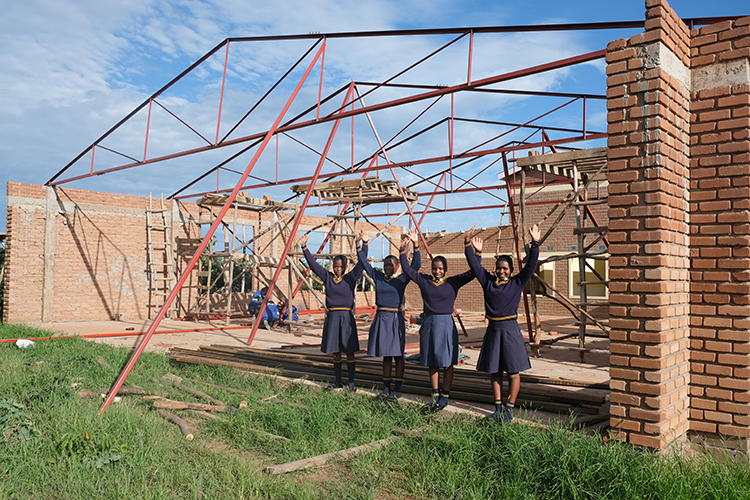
[303,243,367,355]
[357,246,421,357]
[399,251,474,368]
[464,240,539,374]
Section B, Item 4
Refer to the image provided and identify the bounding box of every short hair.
[431,256,448,272]
[495,255,514,275]
[333,255,348,268]
[384,255,399,267]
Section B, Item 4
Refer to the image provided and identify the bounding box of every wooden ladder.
[146,193,177,319]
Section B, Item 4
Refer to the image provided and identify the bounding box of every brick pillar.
[607,0,692,449]
[688,18,750,439]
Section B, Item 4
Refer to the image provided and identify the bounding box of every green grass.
[1,324,750,499]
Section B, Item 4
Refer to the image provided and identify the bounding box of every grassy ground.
[2,324,750,499]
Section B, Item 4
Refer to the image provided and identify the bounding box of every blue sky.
[1,0,748,242]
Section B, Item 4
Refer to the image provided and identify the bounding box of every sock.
[347,361,356,385]
[506,401,515,413]
[495,399,503,412]
[334,361,342,386]
[393,378,403,393]
[440,390,450,400]
[383,378,392,392]
[432,388,440,402]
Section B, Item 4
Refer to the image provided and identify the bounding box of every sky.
[1,0,748,243]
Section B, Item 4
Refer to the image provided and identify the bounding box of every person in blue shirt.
[464,224,540,423]
[399,229,474,411]
[357,230,421,401]
[300,232,367,391]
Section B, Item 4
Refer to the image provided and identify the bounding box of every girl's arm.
[356,245,375,278]
[410,245,422,272]
[449,268,476,290]
[301,235,328,280]
[399,238,424,286]
[350,241,368,280]
[516,224,541,286]
[463,226,490,286]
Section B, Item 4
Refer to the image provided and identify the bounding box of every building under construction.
[4,0,750,451]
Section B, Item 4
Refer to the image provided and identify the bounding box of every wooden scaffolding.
[288,177,419,317]
[510,147,609,361]
[193,193,300,325]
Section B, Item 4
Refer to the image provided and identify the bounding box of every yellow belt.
[377,307,400,312]
[329,307,352,311]
[486,314,517,321]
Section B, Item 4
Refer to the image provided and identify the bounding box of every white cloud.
[1,0,659,234]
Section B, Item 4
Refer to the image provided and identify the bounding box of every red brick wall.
[3,182,399,324]
[4,183,204,323]
[608,0,750,449]
[688,18,750,439]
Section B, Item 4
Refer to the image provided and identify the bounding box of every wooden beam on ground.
[265,437,396,474]
[159,374,225,405]
[155,408,194,440]
[150,397,237,414]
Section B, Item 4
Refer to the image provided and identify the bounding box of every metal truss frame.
[80,18,740,414]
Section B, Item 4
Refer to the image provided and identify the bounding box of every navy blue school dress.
[464,240,539,374]
[357,245,421,357]
[399,250,474,368]
[303,242,367,354]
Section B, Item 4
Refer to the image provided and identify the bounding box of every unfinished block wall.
[4,182,204,323]
[3,182,400,324]
[608,0,750,448]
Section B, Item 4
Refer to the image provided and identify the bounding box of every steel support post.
[248,83,355,345]
[99,42,326,416]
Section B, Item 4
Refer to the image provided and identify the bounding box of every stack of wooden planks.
[168,345,608,418]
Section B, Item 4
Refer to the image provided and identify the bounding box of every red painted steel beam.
[99,43,326,416]
[220,39,325,144]
[247,83,355,346]
[418,172,447,227]
[50,49,606,187]
[502,153,534,343]
[356,81,607,100]
[48,38,232,185]
[176,132,606,200]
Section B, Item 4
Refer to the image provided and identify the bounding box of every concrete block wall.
[607,0,750,448]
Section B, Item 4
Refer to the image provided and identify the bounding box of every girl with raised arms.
[357,230,421,401]
[300,232,367,391]
[399,229,474,411]
[464,224,540,423]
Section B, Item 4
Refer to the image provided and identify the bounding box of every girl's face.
[333,259,345,277]
[495,260,511,280]
[431,260,445,280]
[384,257,399,276]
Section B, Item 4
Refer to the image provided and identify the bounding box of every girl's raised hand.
[529,224,541,242]
[471,236,483,252]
